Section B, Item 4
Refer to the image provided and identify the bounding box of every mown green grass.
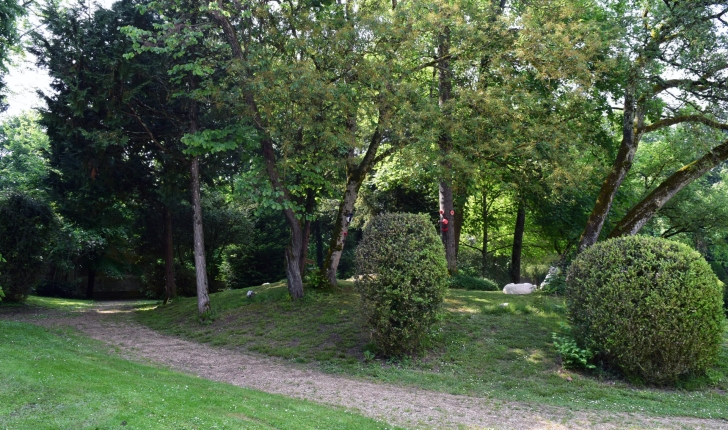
[0,319,396,429]
[133,282,728,420]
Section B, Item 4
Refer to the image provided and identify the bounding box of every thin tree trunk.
[190,156,211,317]
[453,186,467,258]
[86,269,95,300]
[314,220,323,269]
[163,205,176,304]
[438,25,457,274]
[578,74,644,253]
[510,202,526,283]
[609,139,728,238]
[481,188,489,278]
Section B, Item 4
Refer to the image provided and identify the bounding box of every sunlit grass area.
[133,283,728,420]
[0,320,396,430]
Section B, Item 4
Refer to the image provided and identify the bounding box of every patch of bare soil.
[2,302,727,430]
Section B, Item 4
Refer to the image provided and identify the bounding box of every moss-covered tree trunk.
[609,139,728,238]
[322,127,384,287]
[578,73,644,253]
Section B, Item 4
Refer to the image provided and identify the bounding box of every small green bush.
[0,193,55,302]
[447,274,499,291]
[552,330,596,370]
[355,213,448,357]
[566,236,724,385]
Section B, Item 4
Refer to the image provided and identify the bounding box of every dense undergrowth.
[134,282,728,420]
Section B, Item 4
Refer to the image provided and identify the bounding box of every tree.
[33,0,240,312]
[0,0,23,111]
[0,112,50,197]
[578,0,728,251]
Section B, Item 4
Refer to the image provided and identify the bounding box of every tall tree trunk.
[481,188,489,278]
[190,156,211,317]
[609,139,728,238]
[578,73,644,253]
[510,202,526,283]
[163,205,176,304]
[314,219,323,269]
[438,25,457,274]
[86,269,95,300]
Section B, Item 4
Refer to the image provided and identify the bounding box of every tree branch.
[642,114,728,133]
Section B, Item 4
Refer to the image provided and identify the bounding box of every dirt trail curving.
[2,302,726,430]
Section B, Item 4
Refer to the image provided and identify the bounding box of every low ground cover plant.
[447,274,499,291]
[566,236,725,385]
[355,213,448,357]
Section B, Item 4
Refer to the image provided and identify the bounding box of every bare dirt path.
[2,302,726,430]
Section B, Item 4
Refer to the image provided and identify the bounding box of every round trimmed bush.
[355,213,448,357]
[566,236,724,385]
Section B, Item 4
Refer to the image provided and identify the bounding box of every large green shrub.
[0,193,55,302]
[355,213,448,357]
[565,236,724,385]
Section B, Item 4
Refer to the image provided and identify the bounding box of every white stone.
[503,283,537,295]
[246,290,256,298]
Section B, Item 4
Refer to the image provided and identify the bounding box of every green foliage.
[0,192,55,301]
[355,213,448,357]
[540,265,568,295]
[552,324,596,370]
[0,0,23,111]
[447,274,499,291]
[566,236,725,385]
[0,112,50,196]
[220,208,287,289]
[181,123,258,156]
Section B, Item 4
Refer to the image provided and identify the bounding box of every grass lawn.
[0,319,397,429]
[133,282,728,421]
